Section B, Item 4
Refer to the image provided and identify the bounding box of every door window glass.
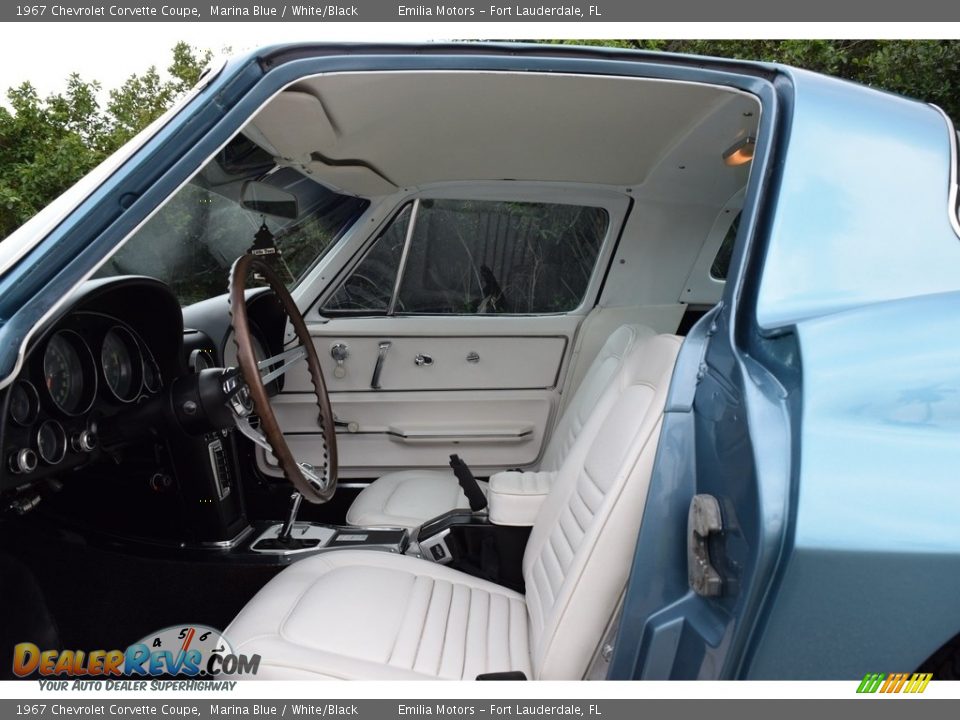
[323,199,608,315]
[323,204,411,312]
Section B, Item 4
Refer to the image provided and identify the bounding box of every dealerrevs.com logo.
[12,624,259,679]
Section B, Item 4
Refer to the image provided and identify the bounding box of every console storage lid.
[487,471,554,526]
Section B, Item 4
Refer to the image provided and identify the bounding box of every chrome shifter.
[250,492,326,552]
[277,492,303,543]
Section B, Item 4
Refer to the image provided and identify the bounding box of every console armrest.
[487,471,554,526]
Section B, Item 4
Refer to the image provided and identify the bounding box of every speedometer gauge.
[42,331,96,416]
[101,327,143,402]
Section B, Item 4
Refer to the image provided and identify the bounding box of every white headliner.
[245,71,759,200]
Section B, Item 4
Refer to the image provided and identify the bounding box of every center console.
[249,522,408,555]
[407,509,531,593]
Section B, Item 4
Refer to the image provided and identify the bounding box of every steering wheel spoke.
[232,411,332,492]
[258,344,307,385]
[232,412,273,454]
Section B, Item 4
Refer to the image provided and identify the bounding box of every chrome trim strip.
[931,104,960,240]
[387,198,420,316]
[198,524,254,549]
[386,428,533,441]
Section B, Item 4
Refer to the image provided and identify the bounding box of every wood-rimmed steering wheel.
[227,254,337,503]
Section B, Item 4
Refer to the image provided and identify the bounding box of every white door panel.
[267,315,581,476]
[284,335,566,392]
[262,391,554,478]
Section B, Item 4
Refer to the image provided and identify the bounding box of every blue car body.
[1,44,958,680]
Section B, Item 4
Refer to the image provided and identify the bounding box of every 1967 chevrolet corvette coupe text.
[0,43,958,681]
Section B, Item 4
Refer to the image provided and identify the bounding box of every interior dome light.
[723,136,756,166]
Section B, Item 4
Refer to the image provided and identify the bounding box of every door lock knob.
[330,343,349,378]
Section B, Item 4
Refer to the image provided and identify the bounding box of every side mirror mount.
[240,181,299,219]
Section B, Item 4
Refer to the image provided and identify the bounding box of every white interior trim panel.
[260,391,554,478]
[286,334,568,393]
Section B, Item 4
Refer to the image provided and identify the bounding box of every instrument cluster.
[4,312,163,480]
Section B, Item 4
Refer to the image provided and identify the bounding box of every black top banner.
[5,0,959,21]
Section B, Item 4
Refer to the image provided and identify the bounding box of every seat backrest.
[539,325,656,472]
[522,332,682,679]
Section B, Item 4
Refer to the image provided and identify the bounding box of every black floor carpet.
[0,518,280,675]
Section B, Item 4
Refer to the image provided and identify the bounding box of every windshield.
[95,160,367,306]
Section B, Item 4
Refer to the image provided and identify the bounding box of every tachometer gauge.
[43,331,96,415]
[9,380,39,426]
[36,419,67,464]
[101,326,143,402]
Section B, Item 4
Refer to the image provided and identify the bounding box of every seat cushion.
[345,470,488,528]
[224,550,529,680]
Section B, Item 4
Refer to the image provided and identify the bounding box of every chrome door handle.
[371,341,391,389]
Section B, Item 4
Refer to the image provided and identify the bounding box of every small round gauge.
[36,419,67,465]
[189,349,215,372]
[101,326,143,402]
[43,331,96,416]
[142,356,162,394]
[9,380,39,426]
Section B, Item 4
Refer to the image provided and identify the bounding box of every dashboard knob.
[71,430,97,453]
[8,448,38,474]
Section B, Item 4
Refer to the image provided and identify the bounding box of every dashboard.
[0,277,184,493]
[0,275,288,545]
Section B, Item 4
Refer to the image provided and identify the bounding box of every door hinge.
[688,493,724,597]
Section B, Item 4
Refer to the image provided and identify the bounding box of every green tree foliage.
[0,42,212,238]
[2,40,960,241]
[543,40,960,121]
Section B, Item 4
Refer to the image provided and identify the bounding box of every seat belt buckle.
[419,528,453,565]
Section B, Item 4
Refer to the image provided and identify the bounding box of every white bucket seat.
[345,324,658,529]
[225,331,681,680]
